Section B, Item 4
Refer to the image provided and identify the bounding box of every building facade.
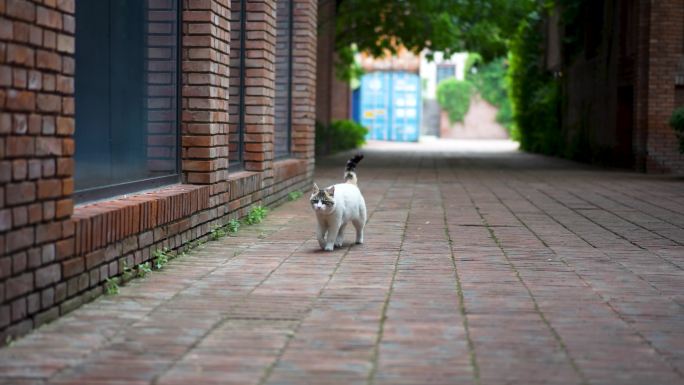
[554,0,684,173]
[0,0,317,340]
[419,51,467,137]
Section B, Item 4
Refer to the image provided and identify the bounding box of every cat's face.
[310,183,335,214]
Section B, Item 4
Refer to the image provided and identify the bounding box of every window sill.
[72,184,211,256]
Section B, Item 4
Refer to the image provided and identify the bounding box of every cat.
[310,154,367,251]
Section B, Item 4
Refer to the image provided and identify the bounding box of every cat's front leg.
[324,224,340,251]
[316,223,327,250]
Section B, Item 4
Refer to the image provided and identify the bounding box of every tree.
[333,0,536,63]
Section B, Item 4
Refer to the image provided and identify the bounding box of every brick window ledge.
[227,158,308,212]
[273,158,308,184]
[72,184,211,256]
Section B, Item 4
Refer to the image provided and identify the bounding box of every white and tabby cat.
[311,154,367,251]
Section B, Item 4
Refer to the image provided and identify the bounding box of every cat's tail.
[344,154,364,185]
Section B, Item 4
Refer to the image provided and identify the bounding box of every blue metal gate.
[359,71,421,142]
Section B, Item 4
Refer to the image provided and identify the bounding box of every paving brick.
[1,141,683,384]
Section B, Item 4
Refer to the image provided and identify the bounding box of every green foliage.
[467,57,515,135]
[335,45,364,84]
[288,191,303,201]
[465,53,482,75]
[437,79,474,124]
[669,107,684,153]
[316,119,368,156]
[227,219,240,234]
[508,11,562,154]
[335,0,536,63]
[104,278,119,295]
[152,248,170,270]
[210,225,227,241]
[120,261,134,283]
[137,262,152,278]
[244,205,268,225]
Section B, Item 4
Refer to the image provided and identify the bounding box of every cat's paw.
[323,244,334,251]
[334,240,343,247]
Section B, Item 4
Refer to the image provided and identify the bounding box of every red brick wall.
[0,0,317,341]
[226,0,314,213]
[292,0,316,162]
[0,0,76,338]
[561,0,683,174]
[643,0,684,173]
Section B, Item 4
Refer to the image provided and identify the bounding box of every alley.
[1,140,683,385]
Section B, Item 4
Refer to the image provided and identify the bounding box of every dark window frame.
[436,63,456,85]
[229,0,247,171]
[74,0,182,203]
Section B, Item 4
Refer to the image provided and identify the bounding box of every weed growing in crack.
[153,248,170,270]
[104,277,120,295]
[210,225,227,241]
[288,191,303,201]
[137,262,152,278]
[244,205,268,225]
[121,262,134,283]
[227,219,240,234]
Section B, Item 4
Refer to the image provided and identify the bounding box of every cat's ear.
[312,183,319,193]
[326,186,335,196]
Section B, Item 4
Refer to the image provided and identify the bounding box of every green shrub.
[468,56,515,134]
[436,79,474,124]
[316,119,368,155]
[670,107,684,153]
[508,12,562,155]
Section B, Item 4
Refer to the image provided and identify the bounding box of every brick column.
[291,0,316,162]
[181,0,231,212]
[643,0,684,173]
[633,0,650,171]
[0,0,76,338]
[243,0,276,173]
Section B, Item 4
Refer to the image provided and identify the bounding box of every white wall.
[419,51,469,100]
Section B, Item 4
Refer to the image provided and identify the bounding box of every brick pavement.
[0,139,683,385]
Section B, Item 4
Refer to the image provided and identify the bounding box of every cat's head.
[310,183,335,213]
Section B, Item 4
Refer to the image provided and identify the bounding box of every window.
[74,0,180,202]
[229,0,246,170]
[436,64,455,85]
[274,0,294,159]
